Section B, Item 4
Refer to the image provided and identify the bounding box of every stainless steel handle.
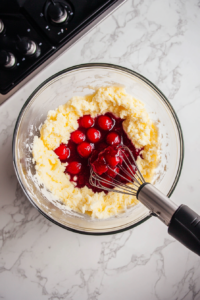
[137,183,178,226]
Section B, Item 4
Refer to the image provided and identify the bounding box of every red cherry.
[91,153,108,175]
[106,132,120,146]
[102,146,122,167]
[92,161,108,175]
[98,115,113,130]
[66,162,82,175]
[71,130,85,144]
[87,128,101,143]
[54,144,70,161]
[77,142,92,158]
[80,115,94,128]
[106,166,120,178]
[105,154,120,167]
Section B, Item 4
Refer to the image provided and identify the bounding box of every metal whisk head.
[89,145,146,196]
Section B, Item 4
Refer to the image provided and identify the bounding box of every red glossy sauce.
[54,113,142,193]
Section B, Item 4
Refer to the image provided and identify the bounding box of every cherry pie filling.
[54,113,143,193]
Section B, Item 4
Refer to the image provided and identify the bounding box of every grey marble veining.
[1,0,200,299]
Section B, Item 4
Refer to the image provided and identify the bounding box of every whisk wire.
[91,169,137,192]
[121,146,145,184]
[90,170,138,196]
[89,145,146,196]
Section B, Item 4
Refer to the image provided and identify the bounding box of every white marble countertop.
[1,0,200,299]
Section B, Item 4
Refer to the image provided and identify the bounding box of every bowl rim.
[12,63,184,235]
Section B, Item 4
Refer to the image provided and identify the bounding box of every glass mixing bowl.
[13,63,184,235]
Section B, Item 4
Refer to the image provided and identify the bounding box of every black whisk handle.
[168,205,200,256]
[137,184,200,255]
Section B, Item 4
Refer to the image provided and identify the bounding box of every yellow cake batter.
[32,86,159,219]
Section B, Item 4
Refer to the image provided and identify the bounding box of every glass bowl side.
[13,64,184,234]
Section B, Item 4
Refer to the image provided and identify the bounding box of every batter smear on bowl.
[32,86,159,218]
